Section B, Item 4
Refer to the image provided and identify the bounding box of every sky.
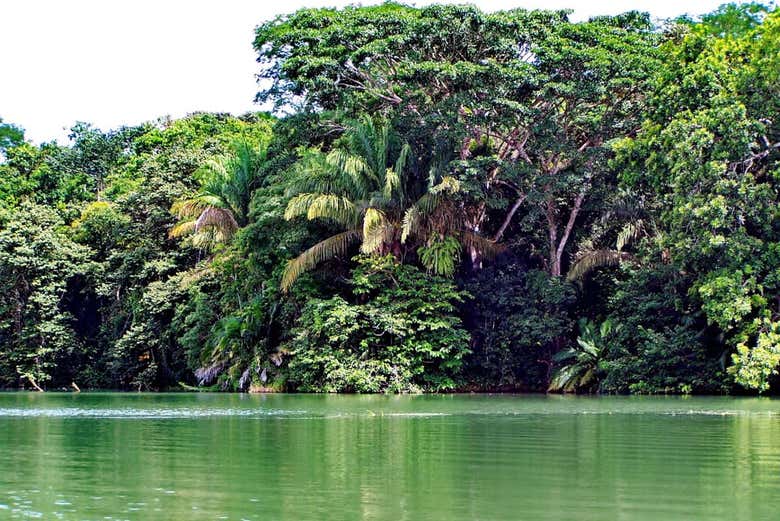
[1,0,738,144]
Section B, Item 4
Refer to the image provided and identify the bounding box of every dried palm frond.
[461,231,505,260]
[401,206,421,243]
[171,198,209,219]
[195,206,239,235]
[195,361,227,386]
[361,208,392,254]
[616,220,646,251]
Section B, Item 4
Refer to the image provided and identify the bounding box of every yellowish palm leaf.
[169,220,196,239]
[284,193,358,226]
[361,208,393,254]
[281,230,362,292]
[461,231,504,260]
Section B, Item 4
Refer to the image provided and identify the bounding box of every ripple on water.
[2,406,780,419]
[0,407,311,419]
[0,408,460,419]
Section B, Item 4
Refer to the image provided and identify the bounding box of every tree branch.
[555,191,586,266]
[493,193,527,242]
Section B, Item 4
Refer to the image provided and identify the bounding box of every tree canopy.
[0,3,778,394]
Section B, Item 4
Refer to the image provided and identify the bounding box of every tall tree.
[615,6,780,391]
[0,117,24,158]
[255,4,660,276]
[0,204,94,390]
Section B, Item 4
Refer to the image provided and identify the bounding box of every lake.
[1,393,779,520]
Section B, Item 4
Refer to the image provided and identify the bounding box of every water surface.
[1,393,779,520]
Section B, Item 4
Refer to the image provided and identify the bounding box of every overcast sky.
[1,0,737,144]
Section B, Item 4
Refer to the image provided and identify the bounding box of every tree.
[170,139,271,250]
[0,204,94,390]
[256,4,661,276]
[615,6,780,391]
[0,117,24,158]
[465,263,576,390]
[53,122,138,199]
[281,116,491,290]
[286,255,470,392]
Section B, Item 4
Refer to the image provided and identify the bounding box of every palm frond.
[361,208,390,254]
[394,142,412,180]
[194,207,239,236]
[578,367,596,388]
[552,348,578,363]
[383,168,401,200]
[576,338,600,358]
[406,176,460,225]
[288,152,345,195]
[616,220,645,251]
[605,191,646,221]
[566,249,634,282]
[375,120,389,173]
[281,230,362,292]
[326,148,376,194]
[197,158,230,185]
[171,197,212,219]
[284,193,358,226]
[284,193,317,219]
[461,232,505,260]
[306,194,357,224]
[190,229,218,250]
[169,220,196,238]
[401,206,420,243]
[548,364,581,392]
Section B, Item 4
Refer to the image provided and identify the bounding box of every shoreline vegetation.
[1,3,779,395]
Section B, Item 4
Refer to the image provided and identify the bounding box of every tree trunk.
[546,191,585,278]
[493,193,527,242]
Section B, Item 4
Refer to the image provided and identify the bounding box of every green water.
[1,394,780,520]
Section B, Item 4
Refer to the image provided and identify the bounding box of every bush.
[601,265,728,394]
[285,255,470,392]
[464,264,577,391]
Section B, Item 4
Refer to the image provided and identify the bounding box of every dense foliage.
[1,3,778,394]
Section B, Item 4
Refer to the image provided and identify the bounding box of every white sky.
[1,0,736,144]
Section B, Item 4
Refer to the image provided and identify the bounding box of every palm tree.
[549,318,619,393]
[170,140,268,250]
[280,117,498,291]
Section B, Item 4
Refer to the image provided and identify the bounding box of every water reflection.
[0,394,779,520]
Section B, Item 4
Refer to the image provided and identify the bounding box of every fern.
[419,236,461,276]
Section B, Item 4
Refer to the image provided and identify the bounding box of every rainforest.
[1,2,779,395]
